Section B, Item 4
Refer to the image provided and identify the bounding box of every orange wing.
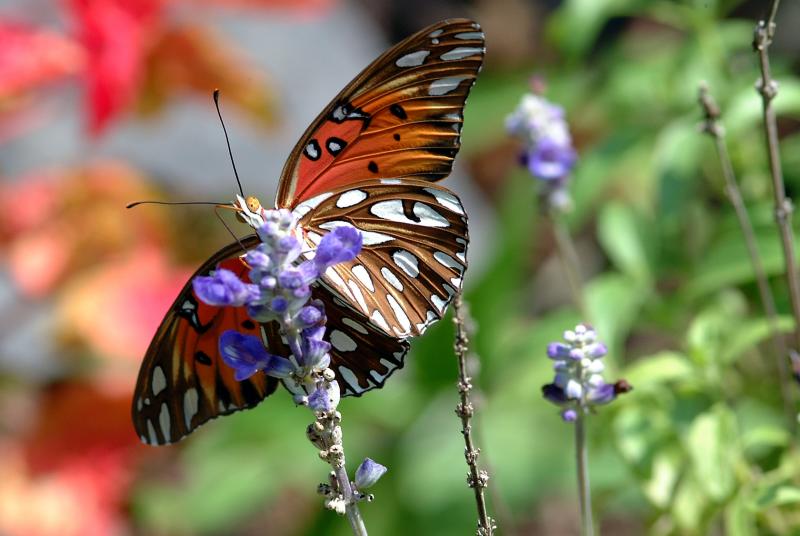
[275,18,484,208]
[132,237,279,445]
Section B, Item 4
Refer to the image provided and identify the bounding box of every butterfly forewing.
[132,238,279,445]
[276,18,485,208]
[298,179,468,338]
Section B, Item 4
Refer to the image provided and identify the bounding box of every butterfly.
[132,18,485,445]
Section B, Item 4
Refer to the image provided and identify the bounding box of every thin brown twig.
[698,82,796,432]
[453,294,496,536]
[753,1,800,360]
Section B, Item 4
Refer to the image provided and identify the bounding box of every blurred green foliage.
[130,1,800,534]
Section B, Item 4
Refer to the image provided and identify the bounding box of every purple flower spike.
[527,137,576,181]
[193,269,258,307]
[245,248,271,271]
[219,330,293,381]
[298,305,323,328]
[314,225,363,270]
[300,336,331,370]
[355,458,388,489]
[587,382,617,405]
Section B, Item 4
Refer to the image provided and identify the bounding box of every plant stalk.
[550,212,588,320]
[754,1,800,355]
[453,294,496,536]
[698,83,796,432]
[575,413,594,536]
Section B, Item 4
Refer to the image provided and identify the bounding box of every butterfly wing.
[262,285,410,396]
[275,18,484,208]
[298,179,468,338]
[132,237,280,445]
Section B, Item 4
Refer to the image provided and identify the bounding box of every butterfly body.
[133,18,485,445]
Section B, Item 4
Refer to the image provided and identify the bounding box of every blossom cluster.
[191,207,361,412]
[541,324,631,422]
[506,90,577,210]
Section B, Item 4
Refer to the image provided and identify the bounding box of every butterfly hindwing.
[297,179,468,338]
[132,237,279,445]
[276,18,485,208]
[262,285,410,396]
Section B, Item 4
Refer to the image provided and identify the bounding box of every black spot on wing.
[389,103,407,119]
[242,320,256,330]
[304,139,321,161]
[368,161,379,173]
[195,351,213,366]
[326,136,347,156]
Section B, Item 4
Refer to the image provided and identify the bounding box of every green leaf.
[754,485,800,509]
[672,472,709,532]
[597,202,652,285]
[622,351,694,388]
[585,272,647,358]
[686,404,740,501]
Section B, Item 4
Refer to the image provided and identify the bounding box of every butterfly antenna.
[213,89,245,199]
[127,200,229,209]
[214,205,248,254]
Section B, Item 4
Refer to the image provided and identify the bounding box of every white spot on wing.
[393,250,419,278]
[331,330,358,352]
[440,47,483,61]
[294,192,334,218]
[396,50,430,67]
[307,231,322,245]
[381,178,402,185]
[338,366,361,392]
[371,310,390,331]
[361,230,395,246]
[451,276,462,288]
[324,267,351,296]
[429,76,468,96]
[425,188,464,215]
[429,29,443,37]
[431,294,447,313]
[184,388,199,429]
[305,142,319,159]
[434,251,461,270]
[381,267,403,291]
[336,189,367,208]
[416,310,438,332]
[147,421,157,444]
[152,366,167,395]
[455,31,484,40]
[342,317,369,335]
[351,264,374,291]
[159,403,171,440]
[348,279,369,313]
[413,202,449,227]
[370,370,387,383]
[387,294,411,334]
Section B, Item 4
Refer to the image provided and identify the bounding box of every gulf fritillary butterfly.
[132,18,485,445]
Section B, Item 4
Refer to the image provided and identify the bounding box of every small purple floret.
[219,330,292,381]
[192,268,258,307]
[314,226,363,270]
[355,458,388,489]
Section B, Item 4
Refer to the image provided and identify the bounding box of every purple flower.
[542,323,631,422]
[314,226,362,270]
[355,458,388,489]
[219,330,293,381]
[307,380,340,412]
[527,137,576,180]
[193,269,259,307]
[298,304,324,328]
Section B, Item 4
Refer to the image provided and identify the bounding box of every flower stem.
[550,212,588,320]
[453,294,496,535]
[332,463,368,536]
[753,1,800,360]
[698,83,796,433]
[575,412,594,536]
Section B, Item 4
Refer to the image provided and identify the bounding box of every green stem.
[575,413,594,536]
[551,213,588,320]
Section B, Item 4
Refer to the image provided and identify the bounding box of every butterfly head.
[234,194,266,228]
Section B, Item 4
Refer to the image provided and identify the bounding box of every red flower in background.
[65,0,165,135]
[0,22,85,99]
[0,384,153,536]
